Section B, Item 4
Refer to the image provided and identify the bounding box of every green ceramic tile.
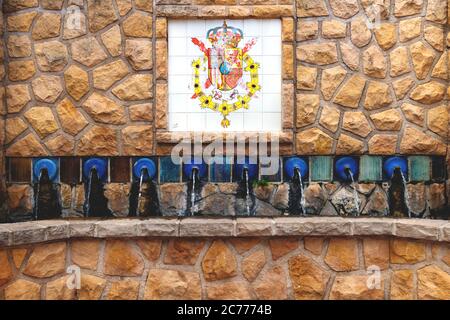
[310,156,332,181]
[359,156,382,182]
[409,156,430,182]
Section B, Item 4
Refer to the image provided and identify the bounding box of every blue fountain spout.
[284,157,308,180]
[33,158,58,183]
[83,158,108,182]
[234,157,258,182]
[183,160,208,180]
[133,158,157,180]
[335,157,359,182]
[383,157,408,180]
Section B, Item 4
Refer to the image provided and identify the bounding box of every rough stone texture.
[207,282,252,300]
[23,242,66,278]
[144,269,201,300]
[269,237,299,260]
[330,275,384,300]
[164,239,205,265]
[71,239,100,270]
[4,279,41,300]
[242,250,266,281]
[202,240,237,281]
[417,265,450,300]
[324,238,359,271]
[390,239,426,264]
[106,280,139,300]
[391,270,414,300]
[104,240,144,276]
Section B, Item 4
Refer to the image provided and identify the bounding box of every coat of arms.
[191,21,261,128]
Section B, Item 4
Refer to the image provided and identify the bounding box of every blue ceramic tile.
[233,157,258,182]
[32,158,59,183]
[159,156,181,183]
[310,156,332,181]
[210,157,232,182]
[260,157,281,182]
[182,157,208,182]
[409,156,431,182]
[359,156,382,182]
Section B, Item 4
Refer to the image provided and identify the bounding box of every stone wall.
[0,0,447,157]
[0,0,7,222]
[0,234,449,300]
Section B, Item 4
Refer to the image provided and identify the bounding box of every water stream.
[400,170,411,218]
[348,169,360,216]
[190,168,199,215]
[244,168,252,216]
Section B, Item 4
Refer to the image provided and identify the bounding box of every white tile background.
[168,19,282,132]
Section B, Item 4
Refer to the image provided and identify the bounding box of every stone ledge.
[0,218,448,247]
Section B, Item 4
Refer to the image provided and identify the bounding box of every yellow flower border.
[192,54,261,128]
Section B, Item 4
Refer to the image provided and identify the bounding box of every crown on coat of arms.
[207,21,243,48]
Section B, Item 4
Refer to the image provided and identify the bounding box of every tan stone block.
[322,20,346,39]
[269,237,299,260]
[410,42,435,80]
[424,25,444,51]
[11,248,27,269]
[334,75,366,108]
[229,238,261,254]
[363,238,389,270]
[71,239,100,270]
[324,238,358,271]
[32,75,63,103]
[242,249,266,281]
[64,65,89,101]
[7,35,31,57]
[46,276,76,300]
[390,239,426,264]
[63,9,87,39]
[410,81,446,104]
[363,45,387,78]
[122,125,153,155]
[253,266,288,300]
[351,17,372,47]
[8,60,35,81]
[394,0,423,17]
[116,0,132,16]
[296,94,320,128]
[23,242,66,278]
[126,39,153,71]
[330,275,384,300]
[76,126,119,156]
[32,13,61,40]
[164,239,205,265]
[329,0,359,18]
[156,40,167,79]
[101,25,122,57]
[343,112,372,137]
[5,279,41,300]
[297,20,318,41]
[56,98,89,136]
[107,280,140,300]
[136,239,162,261]
[5,117,27,144]
[78,274,106,300]
[156,18,167,38]
[319,105,340,133]
[156,82,168,129]
[427,105,448,138]
[364,81,393,110]
[282,82,294,129]
[93,60,129,90]
[0,250,13,287]
[336,134,364,155]
[340,42,359,71]
[370,109,403,131]
[104,240,144,276]
[321,66,346,100]
[207,281,252,300]
[130,103,153,122]
[45,135,75,156]
[202,240,237,281]
[297,65,317,90]
[228,6,252,18]
[282,17,294,41]
[35,40,68,72]
[297,0,328,17]
[401,103,424,126]
[390,47,411,77]
[87,0,118,33]
[253,5,293,17]
[24,107,59,138]
[393,77,415,100]
[303,237,324,255]
[6,134,47,157]
[374,23,397,50]
[144,269,201,300]
[289,254,330,300]
[297,43,338,65]
[123,12,152,37]
[400,126,446,155]
[399,17,422,42]
[296,128,333,155]
[71,37,107,67]
[7,12,37,32]
[431,53,448,80]
[282,43,294,79]
[391,270,414,300]
[112,74,153,101]
[425,0,447,24]
[135,0,153,12]
[417,265,450,299]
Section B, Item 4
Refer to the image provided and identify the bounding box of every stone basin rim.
[0,217,448,247]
